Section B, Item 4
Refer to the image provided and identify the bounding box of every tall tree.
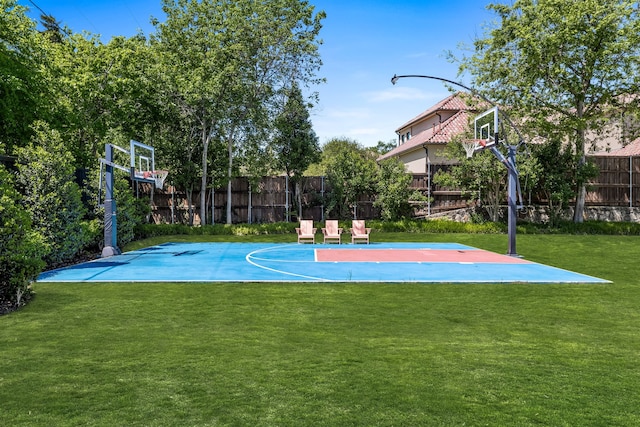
[461,0,640,222]
[50,33,156,168]
[0,0,49,153]
[153,0,324,225]
[273,83,320,220]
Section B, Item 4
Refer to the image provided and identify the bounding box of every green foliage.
[135,221,298,239]
[112,177,152,248]
[516,219,640,235]
[369,218,506,234]
[434,140,507,221]
[15,122,92,266]
[322,138,378,219]
[0,165,48,309]
[272,83,320,219]
[463,0,640,221]
[153,0,325,225]
[529,139,576,223]
[374,157,422,221]
[0,0,53,153]
[373,139,397,155]
[273,83,320,178]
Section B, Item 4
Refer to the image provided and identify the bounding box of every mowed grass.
[2,233,640,426]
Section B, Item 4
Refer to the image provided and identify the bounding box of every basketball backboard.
[130,140,156,183]
[474,106,499,142]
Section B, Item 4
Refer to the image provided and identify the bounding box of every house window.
[401,134,405,144]
[406,131,411,140]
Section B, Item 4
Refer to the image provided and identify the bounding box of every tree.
[461,0,640,222]
[322,138,378,219]
[50,33,157,168]
[529,138,597,225]
[153,0,324,225]
[373,139,397,155]
[0,0,50,154]
[273,83,320,220]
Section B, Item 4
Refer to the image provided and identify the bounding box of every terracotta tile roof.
[395,92,469,132]
[379,110,470,161]
[599,137,640,156]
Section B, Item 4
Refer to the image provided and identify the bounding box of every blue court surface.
[38,242,609,283]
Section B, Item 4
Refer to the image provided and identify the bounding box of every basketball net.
[462,139,484,159]
[152,170,169,189]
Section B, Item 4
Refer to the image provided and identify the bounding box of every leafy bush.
[15,122,92,266]
[517,220,640,235]
[112,176,152,247]
[135,222,299,239]
[374,158,425,220]
[0,166,48,311]
[369,219,505,234]
[132,218,640,245]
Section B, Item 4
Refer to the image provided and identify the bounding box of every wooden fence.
[144,156,640,224]
[586,156,640,207]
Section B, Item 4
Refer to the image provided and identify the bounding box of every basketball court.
[70,130,610,284]
[38,242,609,283]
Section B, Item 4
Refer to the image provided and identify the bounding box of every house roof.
[395,92,469,132]
[599,137,640,156]
[378,110,470,161]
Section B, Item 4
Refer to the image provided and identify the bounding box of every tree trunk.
[573,100,586,223]
[573,181,586,222]
[226,132,234,224]
[200,128,210,226]
[296,180,302,219]
[186,188,194,226]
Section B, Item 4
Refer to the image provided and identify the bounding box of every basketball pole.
[102,143,121,257]
[391,74,523,257]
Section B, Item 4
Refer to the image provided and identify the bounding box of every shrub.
[374,158,425,220]
[112,176,152,247]
[15,122,92,266]
[0,166,48,311]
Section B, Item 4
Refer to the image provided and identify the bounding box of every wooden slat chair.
[321,220,343,244]
[350,220,371,244]
[296,219,317,244]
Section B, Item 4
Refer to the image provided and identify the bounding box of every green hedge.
[135,218,640,239]
[0,166,48,310]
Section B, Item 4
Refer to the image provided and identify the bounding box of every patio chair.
[296,219,317,244]
[350,220,371,244]
[321,220,343,244]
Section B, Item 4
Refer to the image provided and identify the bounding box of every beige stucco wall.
[398,145,457,173]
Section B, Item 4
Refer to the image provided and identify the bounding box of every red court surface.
[315,248,531,264]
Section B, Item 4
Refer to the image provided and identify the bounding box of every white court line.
[245,245,331,282]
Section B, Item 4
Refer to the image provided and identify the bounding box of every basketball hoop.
[462,139,483,159]
[151,170,169,189]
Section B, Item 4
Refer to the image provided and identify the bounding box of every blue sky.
[20,0,495,147]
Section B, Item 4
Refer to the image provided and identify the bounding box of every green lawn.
[2,233,640,426]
